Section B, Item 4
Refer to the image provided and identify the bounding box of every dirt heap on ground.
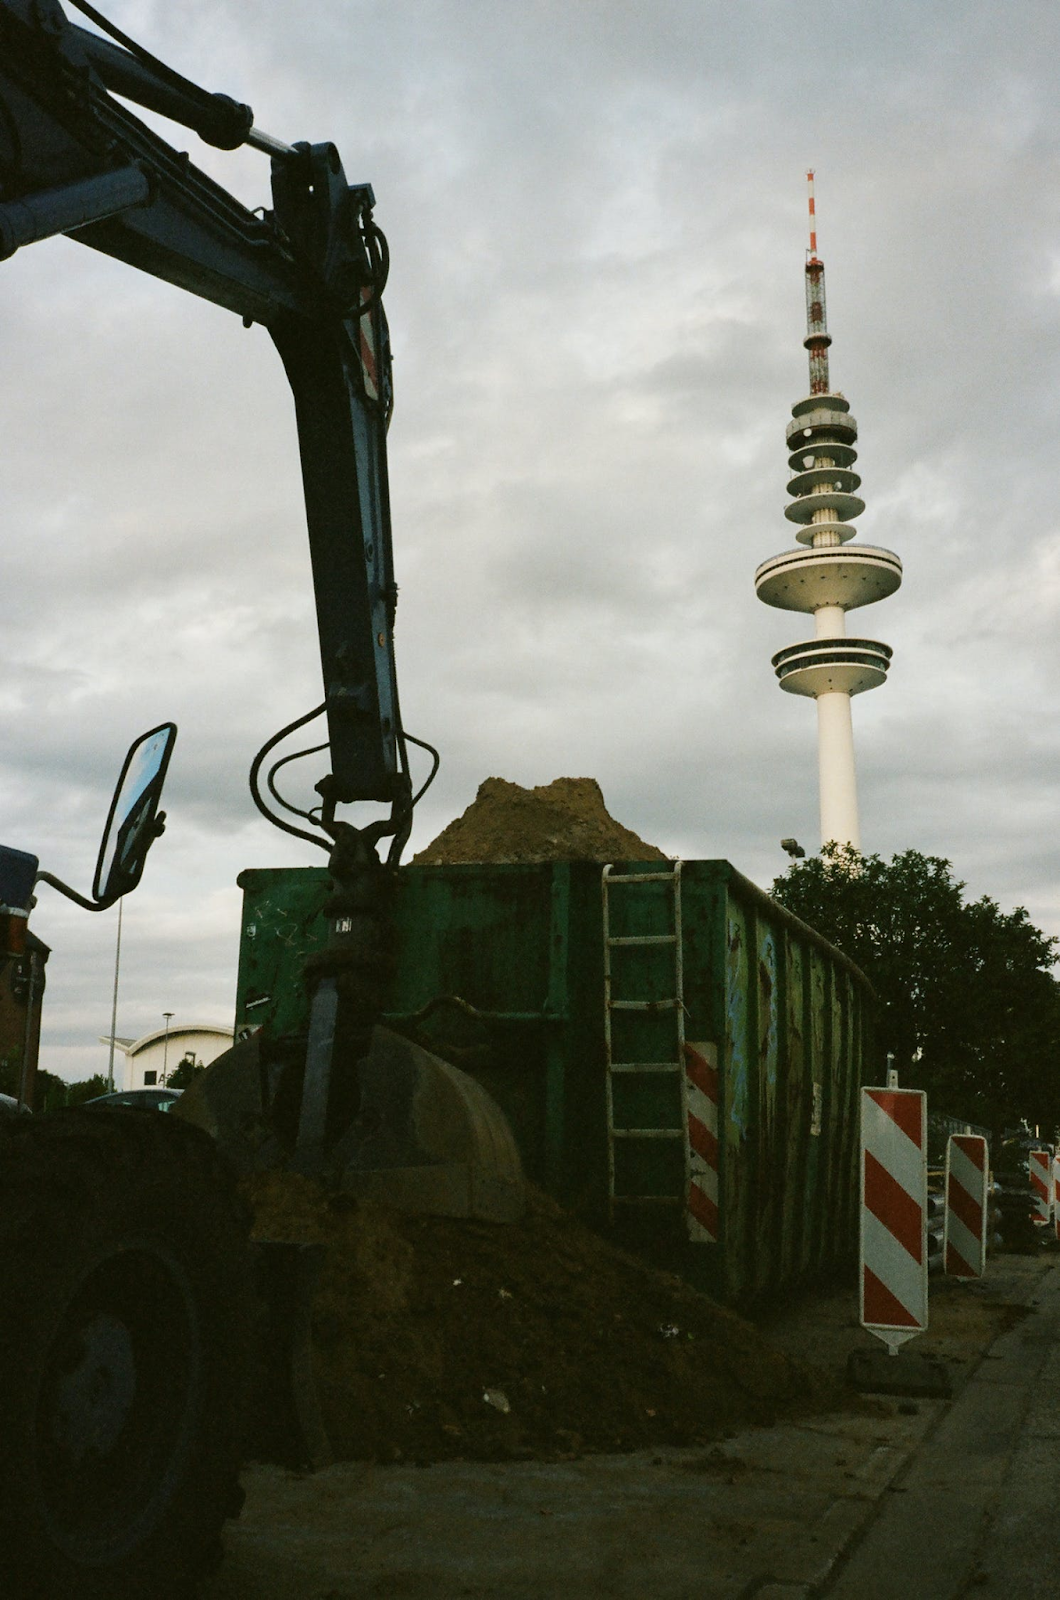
[411,776,668,866]
[246,1173,821,1465]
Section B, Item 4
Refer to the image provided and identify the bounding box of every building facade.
[101,1022,233,1091]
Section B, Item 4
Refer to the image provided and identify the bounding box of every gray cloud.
[4,0,1060,1078]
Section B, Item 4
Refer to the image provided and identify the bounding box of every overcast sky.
[4,0,1060,1080]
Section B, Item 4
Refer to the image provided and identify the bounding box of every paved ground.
[824,1254,1060,1598]
[202,1253,1058,1600]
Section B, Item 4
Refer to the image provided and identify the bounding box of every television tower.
[754,173,901,849]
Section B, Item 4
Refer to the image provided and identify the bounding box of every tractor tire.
[0,1107,253,1599]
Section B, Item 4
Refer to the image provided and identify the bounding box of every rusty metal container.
[233,859,874,1304]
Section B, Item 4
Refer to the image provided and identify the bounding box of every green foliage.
[0,1056,20,1098]
[772,843,1060,1133]
[33,1070,68,1113]
[64,1074,110,1108]
[166,1054,204,1091]
[0,1057,67,1113]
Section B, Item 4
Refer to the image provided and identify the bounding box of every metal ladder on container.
[602,860,686,1220]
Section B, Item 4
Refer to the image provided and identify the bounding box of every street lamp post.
[161,1011,173,1086]
[106,897,123,1093]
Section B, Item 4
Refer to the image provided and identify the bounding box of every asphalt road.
[202,1253,1058,1600]
[823,1255,1060,1598]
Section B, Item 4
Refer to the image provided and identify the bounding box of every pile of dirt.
[411,776,668,866]
[246,1174,822,1465]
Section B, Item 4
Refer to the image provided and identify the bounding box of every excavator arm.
[0,0,406,811]
[0,1,525,1243]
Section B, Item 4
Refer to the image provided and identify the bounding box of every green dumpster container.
[233,859,875,1304]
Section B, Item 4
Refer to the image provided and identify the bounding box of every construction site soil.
[410,776,668,866]
[246,1174,830,1466]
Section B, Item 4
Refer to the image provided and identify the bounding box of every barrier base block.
[846,1346,953,1399]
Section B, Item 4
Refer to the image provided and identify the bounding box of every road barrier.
[683,1041,719,1245]
[1029,1149,1052,1225]
[859,1085,928,1350]
[943,1133,988,1279]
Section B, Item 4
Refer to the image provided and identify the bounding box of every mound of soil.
[412,776,668,866]
[246,1174,819,1465]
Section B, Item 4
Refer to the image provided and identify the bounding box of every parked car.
[0,1094,30,1115]
[84,1088,183,1112]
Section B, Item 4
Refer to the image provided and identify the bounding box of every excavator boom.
[0,0,405,808]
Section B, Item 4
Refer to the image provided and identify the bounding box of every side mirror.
[93,723,177,907]
[30,722,177,913]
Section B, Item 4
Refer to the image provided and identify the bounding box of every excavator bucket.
[175,1025,526,1223]
[330,1026,526,1221]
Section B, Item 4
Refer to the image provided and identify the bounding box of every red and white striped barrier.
[860,1086,928,1350]
[944,1134,988,1279]
[683,1041,719,1245]
[359,287,379,402]
[1029,1149,1052,1225]
[1054,1155,1060,1244]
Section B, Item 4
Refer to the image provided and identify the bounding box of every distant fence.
[927,1111,991,1166]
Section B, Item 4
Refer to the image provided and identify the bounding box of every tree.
[772,844,1060,1134]
[64,1074,110,1108]
[33,1071,68,1114]
[167,1053,205,1091]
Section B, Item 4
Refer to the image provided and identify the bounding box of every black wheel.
[0,1107,253,1598]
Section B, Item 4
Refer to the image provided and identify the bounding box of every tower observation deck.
[754,173,901,849]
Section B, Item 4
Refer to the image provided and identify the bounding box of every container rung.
[609,998,679,1011]
[611,1127,683,1140]
[609,1062,681,1074]
[605,871,678,885]
[612,1194,683,1205]
[607,935,677,947]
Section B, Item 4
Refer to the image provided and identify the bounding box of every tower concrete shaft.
[754,172,901,849]
[817,690,859,848]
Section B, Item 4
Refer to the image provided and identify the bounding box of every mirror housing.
[93,722,177,907]
[0,846,39,914]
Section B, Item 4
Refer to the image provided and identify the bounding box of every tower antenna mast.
[804,169,831,395]
[753,173,902,850]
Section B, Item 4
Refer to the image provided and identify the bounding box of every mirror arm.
[34,871,110,913]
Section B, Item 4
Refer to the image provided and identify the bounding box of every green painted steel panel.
[790,932,814,1285]
[753,919,780,1298]
[231,856,874,1306]
[808,950,828,1273]
[235,865,330,1038]
[722,899,749,1295]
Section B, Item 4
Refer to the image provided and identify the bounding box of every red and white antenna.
[807,168,820,263]
[803,169,830,394]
